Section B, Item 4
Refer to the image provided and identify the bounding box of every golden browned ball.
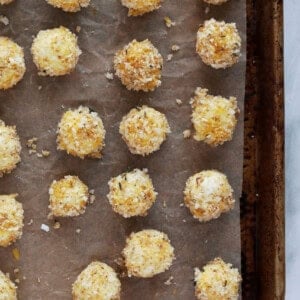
[194,258,241,300]
[203,0,229,4]
[184,170,235,222]
[121,0,162,16]
[0,37,26,90]
[72,261,121,300]
[122,229,175,278]
[31,26,81,76]
[0,120,21,177]
[190,87,239,146]
[114,39,163,92]
[0,194,24,247]
[57,106,106,159]
[107,168,157,218]
[119,106,170,156]
[46,0,91,12]
[196,19,241,69]
[49,175,89,217]
[0,270,17,299]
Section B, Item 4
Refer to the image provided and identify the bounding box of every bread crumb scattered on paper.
[0,15,9,26]
[164,16,176,28]
[41,224,50,232]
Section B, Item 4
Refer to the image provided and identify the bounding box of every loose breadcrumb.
[171,44,180,52]
[183,129,191,139]
[121,0,161,16]
[0,270,17,299]
[72,261,121,300]
[49,175,89,217]
[203,0,229,4]
[196,19,241,69]
[164,16,176,28]
[40,224,50,232]
[0,0,14,4]
[0,194,23,247]
[107,169,157,218]
[176,99,182,105]
[119,106,170,156]
[12,248,20,260]
[190,88,239,146]
[46,0,90,12]
[114,39,163,92]
[0,37,25,90]
[41,150,51,157]
[31,26,81,76]
[0,16,9,26]
[166,54,173,61]
[122,229,175,278]
[105,71,114,80]
[184,170,235,222]
[0,120,21,177]
[194,258,241,300]
[53,221,61,229]
[57,106,106,159]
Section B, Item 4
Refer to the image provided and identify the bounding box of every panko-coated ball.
[194,258,241,300]
[0,270,17,300]
[0,194,24,247]
[121,0,162,16]
[114,39,163,92]
[46,0,91,12]
[49,175,89,217]
[57,106,106,159]
[119,106,170,156]
[190,88,239,146]
[184,170,235,222]
[203,0,229,4]
[122,229,175,278]
[0,37,25,90]
[196,19,241,69]
[0,0,14,5]
[107,168,157,218]
[31,26,81,76]
[72,261,121,300]
[0,120,21,177]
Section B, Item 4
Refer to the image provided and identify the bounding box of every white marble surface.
[285,1,300,299]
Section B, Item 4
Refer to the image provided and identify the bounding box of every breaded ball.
[0,270,17,299]
[72,261,121,300]
[49,175,89,217]
[122,229,175,278]
[194,258,241,300]
[107,168,157,218]
[57,106,106,159]
[0,37,25,90]
[203,0,229,4]
[0,194,24,247]
[46,0,91,12]
[121,0,161,16]
[31,26,81,76]
[114,39,163,92]
[196,19,241,69]
[190,88,239,146]
[0,0,14,5]
[119,106,170,156]
[184,170,235,222]
[0,120,21,177]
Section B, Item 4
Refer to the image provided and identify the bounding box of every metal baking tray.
[242,0,284,299]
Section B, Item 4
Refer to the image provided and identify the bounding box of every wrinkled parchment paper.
[0,0,246,298]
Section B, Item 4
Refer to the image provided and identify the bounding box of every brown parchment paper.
[0,0,246,299]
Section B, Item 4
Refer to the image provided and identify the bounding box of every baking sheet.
[0,0,246,298]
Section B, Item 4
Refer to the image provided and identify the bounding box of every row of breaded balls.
[0,1,242,300]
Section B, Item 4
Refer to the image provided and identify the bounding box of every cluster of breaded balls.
[196,19,241,69]
[194,258,241,300]
[114,39,163,92]
[190,88,239,146]
[45,0,91,12]
[31,26,81,76]
[184,170,235,222]
[0,37,25,90]
[121,0,162,16]
[119,105,170,156]
[0,270,17,299]
[107,168,157,218]
[0,194,24,247]
[49,175,89,217]
[57,106,106,159]
[0,120,21,177]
